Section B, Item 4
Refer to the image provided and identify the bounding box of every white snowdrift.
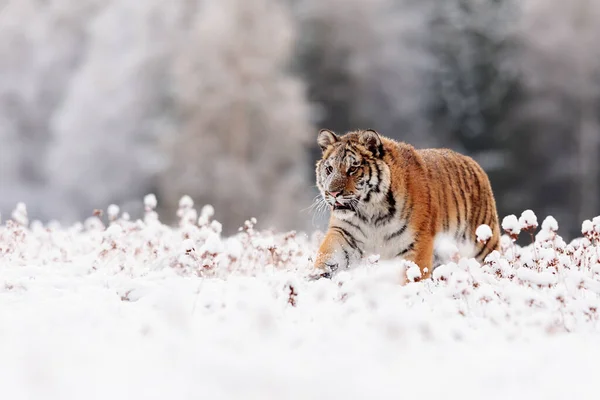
[1,202,599,400]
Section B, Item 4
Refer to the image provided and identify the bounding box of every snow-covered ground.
[1,196,600,400]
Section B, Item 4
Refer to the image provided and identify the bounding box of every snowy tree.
[294,0,436,147]
[512,0,600,237]
[160,0,313,232]
[45,0,186,222]
[427,0,520,148]
[424,0,523,232]
[0,0,103,219]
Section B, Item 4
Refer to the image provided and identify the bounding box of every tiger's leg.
[313,227,361,278]
[403,233,435,280]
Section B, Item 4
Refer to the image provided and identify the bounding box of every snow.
[405,261,421,282]
[11,202,28,226]
[2,197,600,399]
[519,209,538,230]
[541,216,558,232]
[198,205,215,226]
[582,219,594,235]
[144,193,158,210]
[593,216,600,234]
[434,233,460,262]
[107,204,120,220]
[476,224,493,242]
[178,195,194,209]
[502,214,520,236]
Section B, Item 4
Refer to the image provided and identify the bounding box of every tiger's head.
[316,129,391,216]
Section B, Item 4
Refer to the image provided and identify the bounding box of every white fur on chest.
[335,212,413,260]
[333,213,477,264]
[363,220,413,259]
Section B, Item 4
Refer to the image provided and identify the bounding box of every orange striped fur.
[314,129,500,280]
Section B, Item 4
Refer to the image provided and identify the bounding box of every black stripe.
[480,202,489,232]
[346,149,359,160]
[331,226,363,255]
[458,167,469,221]
[461,160,474,193]
[373,189,396,226]
[377,143,385,158]
[343,248,350,267]
[424,167,433,217]
[475,190,488,237]
[386,148,396,165]
[469,164,487,241]
[456,166,469,239]
[355,209,369,224]
[448,161,462,239]
[372,162,381,193]
[397,242,414,257]
[367,161,375,189]
[469,164,480,196]
[443,157,453,231]
[447,163,462,238]
[340,219,365,236]
[474,242,489,261]
[385,223,408,241]
[440,173,449,231]
[398,189,408,221]
[400,187,413,222]
[469,164,481,199]
[400,189,409,215]
[364,191,371,203]
[364,161,380,203]
[475,238,497,261]
[451,187,460,230]
[475,235,498,261]
[477,184,492,234]
[403,196,413,221]
[473,188,484,233]
[488,235,499,251]
[363,162,372,202]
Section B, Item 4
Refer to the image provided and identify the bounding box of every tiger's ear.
[317,129,339,151]
[359,129,383,156]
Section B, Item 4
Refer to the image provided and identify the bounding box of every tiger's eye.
[348,165,359,175]
[325,165,333,175]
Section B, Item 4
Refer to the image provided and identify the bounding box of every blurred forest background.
[1,0,599,239]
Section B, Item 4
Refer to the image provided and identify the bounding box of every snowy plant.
[107,204,120,222]
[502,214,521,240]
[476,224,493,244]
[519,210,539,231]
[11,203,29,227]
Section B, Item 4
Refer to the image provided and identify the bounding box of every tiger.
[313,128,500,280]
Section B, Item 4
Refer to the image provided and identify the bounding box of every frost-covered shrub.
[3,199,600,335]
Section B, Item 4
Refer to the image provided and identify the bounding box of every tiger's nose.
[328,191,341,198]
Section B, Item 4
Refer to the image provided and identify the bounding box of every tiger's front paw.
[311,251,343,280]
[310,260,338,280]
